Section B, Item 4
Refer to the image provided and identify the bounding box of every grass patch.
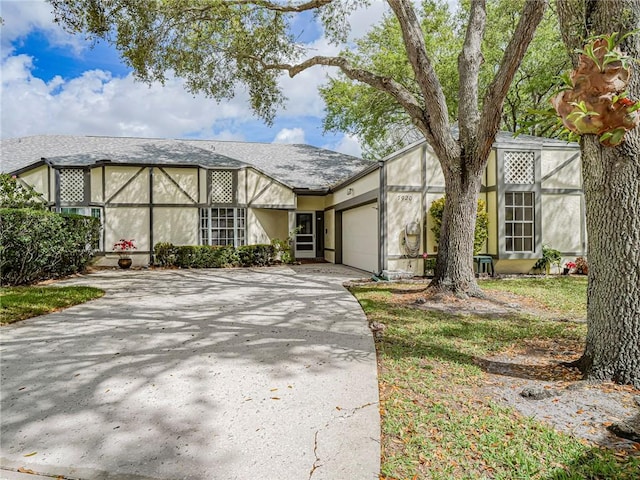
[481,276,588,319]
[0,286,104,324]
[350,278,638,480]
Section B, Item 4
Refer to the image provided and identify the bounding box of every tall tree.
[49,0,548,295]
[321,0,569,159]
[555,0,640,388]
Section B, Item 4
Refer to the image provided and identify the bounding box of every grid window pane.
[504,192,534,252]
[200,208,246,247]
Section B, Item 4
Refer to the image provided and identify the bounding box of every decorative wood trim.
[540,152,581,182]
[157,167,198,204]
[105,167,146,204]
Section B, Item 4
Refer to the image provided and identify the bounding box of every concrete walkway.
[0,265,380,480]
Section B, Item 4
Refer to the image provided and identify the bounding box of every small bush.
[1,209,100,285]
[153,243,274,269]
[237,244,275,267]
[429,196,489,255]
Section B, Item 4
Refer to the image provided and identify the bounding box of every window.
[505,192,534,252]
[60,207,102,219]
[200,208,246,247]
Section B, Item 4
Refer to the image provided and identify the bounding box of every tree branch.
[254,54,432,133]
[386,0,457,160]
[457,0,486,150]
[476,0,548,168]
[183,0,334,14]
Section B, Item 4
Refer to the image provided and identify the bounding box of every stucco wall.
[245,169,295,207]
[105,167,150,203]
[248,208,289,245]
[297,196,325,211]
[90,168,103,203]
[387,147,422,187]
[541,150,582,188]
[104,206,150,252]
[19,165,49,202]
[329,169,379,207]
[153,207,199,245]
[386,191,422,258]
[542,194,583,253]
[324,208,335,251]
[153,167,199,204]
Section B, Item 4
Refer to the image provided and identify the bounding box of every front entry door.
[295,212,315,259]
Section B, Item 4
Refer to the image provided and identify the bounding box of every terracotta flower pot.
[118,258,133,269]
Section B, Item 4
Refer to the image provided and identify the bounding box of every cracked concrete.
[1,265,380,479]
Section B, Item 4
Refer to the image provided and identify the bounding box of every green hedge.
[153,242,276,268]
[1,209,101,286]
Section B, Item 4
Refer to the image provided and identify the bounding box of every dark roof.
[0,135,373,190]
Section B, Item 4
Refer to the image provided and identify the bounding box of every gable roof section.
[0,135,373,190]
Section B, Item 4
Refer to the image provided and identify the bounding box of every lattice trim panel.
[60,168,85,203]
[504,151,535,184]
[209,170,234,204]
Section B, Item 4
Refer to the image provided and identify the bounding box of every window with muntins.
[505,192,534,252]
[200,208,246,247]
[58,207,103,250]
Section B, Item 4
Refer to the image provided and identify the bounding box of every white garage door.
[342,203,379,273]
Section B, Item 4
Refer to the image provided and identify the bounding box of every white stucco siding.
[105,167,150,204]
[330,170,379,207]
[541,150,582,189]
[386,148,422,187]
[247,208,289,245]
[19,165,50,202]
[424,149,444,186]
[245,169,295,207]
[542,194,584,252]
[104,207,151,252]
[153,207,198,245]
[342,203,379,273]
[153,167,199,204]
[386,191,423,258]
[324,208,335,251]
[90,168,103,203]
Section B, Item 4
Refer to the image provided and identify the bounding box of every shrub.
[429,196,489,255]
[0,173,45,209]
[575,256,588,274]
[532,245,562,274]
[153,243,276,268]
[0,209,100,285]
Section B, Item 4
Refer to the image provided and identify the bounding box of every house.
[1,133,585,274]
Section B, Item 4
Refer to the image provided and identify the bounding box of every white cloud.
[272,127,306,144]
[323,133,362,157]
[0,54,255,139]
[0,0,86,57]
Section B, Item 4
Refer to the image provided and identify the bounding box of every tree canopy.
[321,0,569,158]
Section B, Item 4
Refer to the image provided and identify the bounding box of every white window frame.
[200,207,246,247]
[504,192,535,252]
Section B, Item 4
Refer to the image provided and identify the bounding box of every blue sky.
[0,0,391,155]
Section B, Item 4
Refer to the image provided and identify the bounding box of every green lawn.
[350,277,639,480]
[0,286,104,324]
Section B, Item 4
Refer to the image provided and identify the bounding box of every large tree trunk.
[430,164,484,296]
[577,136,640,387]
[556,0,640,388]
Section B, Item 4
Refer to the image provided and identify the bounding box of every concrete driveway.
[0,265,380,480]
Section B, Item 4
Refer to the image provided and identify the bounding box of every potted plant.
[563,261,577,275]
[533,245,562,275]
[113,239,136,269]
[575,256,588,275]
